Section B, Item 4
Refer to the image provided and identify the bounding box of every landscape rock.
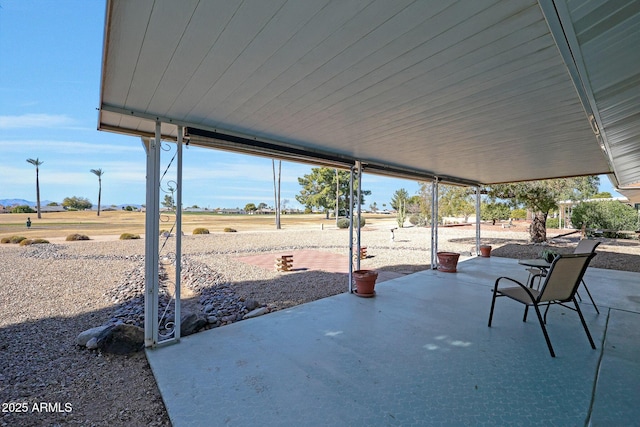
[96,324,145,354]
[243,307,269,319]
[86,337,99,350]
[77,324,112,347]
[244,299,260,311]
[180,313,207,336]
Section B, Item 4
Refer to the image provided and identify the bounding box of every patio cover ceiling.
[98,0,640,194]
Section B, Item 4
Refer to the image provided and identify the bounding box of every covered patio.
[147,256,640,426]
[97,1,640,423]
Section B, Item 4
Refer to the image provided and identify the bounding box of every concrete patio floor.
[146,256,640,426]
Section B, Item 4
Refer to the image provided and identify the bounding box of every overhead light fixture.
[589,114,600,136]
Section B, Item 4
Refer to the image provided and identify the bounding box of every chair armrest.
[493,276,537,302]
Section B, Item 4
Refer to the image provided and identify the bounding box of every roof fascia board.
[538,0,617,176]
[97,0,114,136]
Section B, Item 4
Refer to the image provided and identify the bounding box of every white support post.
[348,165,355,293]
[430,178,439,269]
[356,161,362,272]
[174,126,183,342]
[144,122,162,347]
[475,186,481,255]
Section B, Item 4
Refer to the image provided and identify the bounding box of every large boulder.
[180,313,207,337]
[76,325,112,347]
[96,324,145,354]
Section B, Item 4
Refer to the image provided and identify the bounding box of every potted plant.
[540,249,558,263]
[437,252,460,272]
[479,245,492,257]
[353,269,378,297]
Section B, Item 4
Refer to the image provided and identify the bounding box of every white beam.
[144,122,162,347]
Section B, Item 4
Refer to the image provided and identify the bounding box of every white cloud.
[0,114,76,129]
[1,139,143,155]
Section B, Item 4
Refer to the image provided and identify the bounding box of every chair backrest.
[537,253,596,302]
[573,239,600,254]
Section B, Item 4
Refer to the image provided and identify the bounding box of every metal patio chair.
[488,253,597,357]
[525,239,600,314]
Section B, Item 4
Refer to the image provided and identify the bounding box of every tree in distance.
[90,168,104,216]
[62,196,92,211]
[26,158,44,219]
[486,176,599,243]
[296,167,371,219]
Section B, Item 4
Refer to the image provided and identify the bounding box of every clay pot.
[479,245,492,257]
[353,269,378,297]
[437,252,460,273]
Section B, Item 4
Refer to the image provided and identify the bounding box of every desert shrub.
[66,233,90,241]
[19,238,49,246]
[223,227,237,233]
[119,233,141,240]
[192,228,210,235]
[337,217,366,229]
[510,208,527,220]
[409,214,428,226]
[546,217,559,229]
[11,205,35,213]
[10,236,27,244]
[571,200,638,237]
[1,237,11,244]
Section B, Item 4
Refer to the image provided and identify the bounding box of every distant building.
[217,208,245,215]
[39,205,67,213]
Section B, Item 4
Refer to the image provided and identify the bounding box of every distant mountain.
[1,199,145,209]
[0,199,55,207]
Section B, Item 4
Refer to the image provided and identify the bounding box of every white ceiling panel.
[99,0,639,188]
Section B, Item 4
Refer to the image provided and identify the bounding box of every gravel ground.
[1,223,638,426]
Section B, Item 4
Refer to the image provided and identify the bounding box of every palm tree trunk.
[35,166,41,219]
[97,177,102,216]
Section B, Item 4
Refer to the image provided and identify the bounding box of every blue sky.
[0,1,620,210]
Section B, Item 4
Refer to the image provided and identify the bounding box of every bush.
[0,237,9,244]
[10,236,27,244]
[19,238,49,246]
[409,214,428,226]
[223,227,237,233]
[11,205,35,213]
[337,217,366,229]
[546,217,559,229]
[66,233,90,241]
[571,201,638,237]
[192,228,210,235]
[510,208,527,220]
[119,233,141,240]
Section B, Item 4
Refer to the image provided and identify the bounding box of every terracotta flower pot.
[353,269,378,297]
[479,245,492,257]
[437,252,460,273]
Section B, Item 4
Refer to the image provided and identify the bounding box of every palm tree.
[90,169,104,216]
[26,158,43,219]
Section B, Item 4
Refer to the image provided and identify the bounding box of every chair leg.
[533,303,556,357]
[543,303,551,324]
[523,305,529,322]
[581,279,600,314]
[573,297,596,350]
[488,289,498,327]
